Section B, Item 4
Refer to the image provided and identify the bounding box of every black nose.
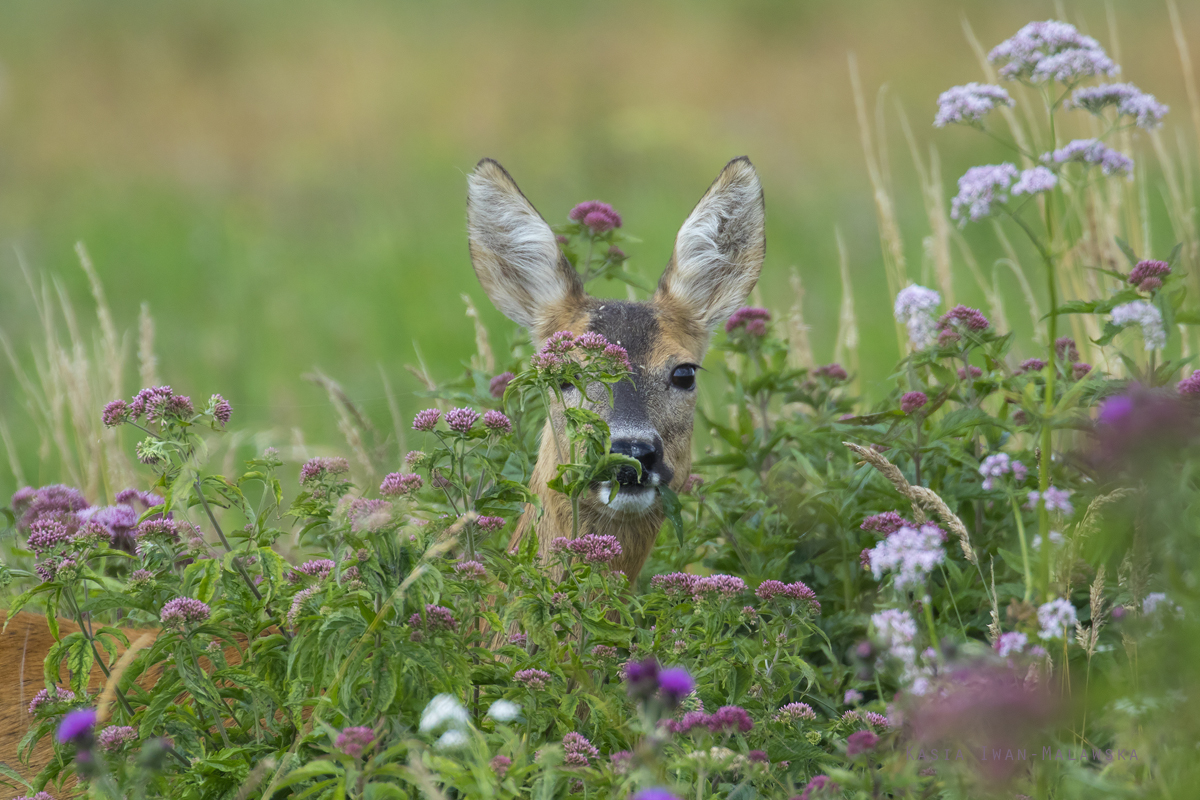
[610,439,658,485]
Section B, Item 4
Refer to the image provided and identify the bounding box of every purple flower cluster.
[161,597,211,629]
[994,631,1029,658]
[1069,82,1168,129]
[950,163,1018,224]
[300,457,350,485]
[958,365,983,380]
[550,534,623,564]
[380,472,422,497]
[288,586,320,627]
[650,571,700,596]
[798,775,839,800]
[530,329,631,375]
[988,20,1118,83]
[940,305,990,332]
[846,729,879,756]
[490,754,512,777]
[900,391,927,415]
[725,306,771,336]
[489,371,515,399]
[98,725,137,751]
[347,498,394,533]
[13,484,88,532]
[1011,165,1058,196]
[294,559,335,580]
[1037,598,1078,640]
[453,560,487,580]
[861,511,910,534]
[693,574,747,599]
[562,732,599,767]
[894,284,941,349]
[477,515,506,531]
[28,686,76,715]
[868,524,946,590]
[14,793,54,800]
[979,453,1028,490]
[773,702,817,723]
[1017,357,1047,374]
[102,399,129,427]
[1179,373,1200,395]
[934,82,1014,127]
[663,705,754,734]
[569,200,622,234]
[514,668,553,690]
[409,604,457,632]
[755,580,821,613]
[591,644,617,659]
[27,517,73,554]
[1128,259,1170,291]
[813,363,848,381]
[482,410,512,433]
[1026,486,1073,515]
[412,408,441,431]
[1047,139,1133,177]
[336,726,375,758]
[209,394,233,426]
[56,707,97,744]
[445,407,480,433]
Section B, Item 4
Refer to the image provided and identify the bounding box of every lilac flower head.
[161,597,211,629]
[489,371,515,398]
[102,399,129,427]
[543,330,577,354]
[900,391,928,415]
[209,394,232,426]
[56,707,97,744]
[657,667,695,704]
[412,408,442,432]
[591,644,617,659]
[799,776,839,800]
[27,517,72,554]
[409,604,457,632]
[14,484,88,531]
[445,407,480,433]
[894,284,941,349]
[576,331,609,350]
[1129,259,1170,290]
[934,82,1013,127]
[708,705,754,733]
[844,689,863,705]
[1072,362,1092,380]
[560,533,623,563]
[773,702,817,723]
[454,559,487,580]
[98,725,137,752]
[128,385,173,422]
[861,511,909,534]
[1055,337,1080,363]
[979,453,1027,490]
[300,457,350,485]
[1178,373,1200,395]
[483,410,512,434]
[602,343,632,370]
[569,200,622,234]
[691,574,747,599]
[347,498,393,532]
[651,571,699,596]
[989,20,1118,83]
[1012,166,1058,196]
[477,515,506,531]
[871,608,918,665]
[867,524,946,590]
[28,686,76,715]
[15,793,54,800]
[1026,486,1073,515]
[1047,139,1133,177]
[1037,598,1078,639]
[755,580,820,613]
[846,729,879,756]
[490,754,512,777]
[380,472,423,497]
[295,559,335,580]
[514,668,553,691]
[995,631,1029,658]
[958,365,983,380]
[814,363,848,382]
[1017,357,1047,374]
[1070,82,1168,129]
[562,731,599,767]
[336,726,375,758]
[940,305,990,332]
[287,586,320,627]
[725,306,771,335]
[950,163,1018,225]
[864,711,891,729]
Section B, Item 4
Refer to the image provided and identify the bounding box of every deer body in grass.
[467,156,765,582]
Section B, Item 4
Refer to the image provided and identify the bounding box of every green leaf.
[0,762,32,791]
[1175,309,1200,325]
[273,760,343,790]
[1115,237,1139,267]
[1093,320,1126,347]
[183,558,221,604]
[659,485,685,549]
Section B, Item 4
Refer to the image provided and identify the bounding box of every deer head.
[467,157,765,581]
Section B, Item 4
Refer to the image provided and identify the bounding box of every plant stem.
[1009,492,1034,603]
[194,479,262,602]
[922,597,943,660]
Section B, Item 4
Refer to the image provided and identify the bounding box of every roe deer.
[467,156,765,582]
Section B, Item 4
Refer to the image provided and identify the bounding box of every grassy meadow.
[1,0,1197,500]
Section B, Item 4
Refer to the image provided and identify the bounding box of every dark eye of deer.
[670,364,697,390]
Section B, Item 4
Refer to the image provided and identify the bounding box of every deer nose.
[610,439,659,485]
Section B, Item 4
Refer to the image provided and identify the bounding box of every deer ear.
[654,157,765,332]
[467,159,585,333]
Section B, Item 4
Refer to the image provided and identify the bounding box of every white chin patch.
[597,481,658,514]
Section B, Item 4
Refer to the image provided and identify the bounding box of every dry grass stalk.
[961,15,1034,165]
[0,416,26,487]
[138,301,160,389]
[378,364,408,459]
[96,630,157,724]
[987,561,1001,645]
[786,268,815,370]
[832,229,860,385]
[949,230,1010,334]
[302,369,377,480]
[894,99,954,304]
[462,293,496,375]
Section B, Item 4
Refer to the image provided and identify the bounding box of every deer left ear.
[654,157,765,332]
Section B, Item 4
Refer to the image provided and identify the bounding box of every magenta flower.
[98,725,137,752]
[454,560,487,580]
[514,668,553,691]
[412,408,442,431]
[380,472,423,497]
[56,707,97,744]
[814,363,848,381]
[209,394,232,426]
[940,305,990,332]
[543,330,577,354]
[477,515,506,532]
[294,559,335,580]
[708,705,754,733]
[657,667,695,705]
[591,644,617,659]
[846,729,879,756]
[1128,259,1170,289]
[650,571,699,596]
[725,306,771,335]
[490,754,512,777]
[1179,373,1200,395]
[900,392,928,415]
[861,511,909,534]
[556,533,623,564]
[489,371,515,398]
[347,498,394,533]
[602,343,631,370]
[128,385,173,422]
[576,331,609,350]
[300,457,350,485]
[409,604,457,632]
[445,407,480,433]
[14,792,54,800]
[102,400,129,427]
[26,517,72,554]
[562,731,599,767]
[161,597,211,629]
[958,365,983,380]
[1026,487,1073,515]
[623,658,660,700]
[799,775,839,800]
[1017,358,1047,373]
[336,726,376,758]
[773,702,817,723]
[568,200,622,234]
[28,686,76,715]
[483,410,512,434]
[691,574,747,600]
[1071,362,1092,380]
[287,586,320,627]
[754,580,820,613]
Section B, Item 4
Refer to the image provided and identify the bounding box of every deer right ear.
[467,159,585,334]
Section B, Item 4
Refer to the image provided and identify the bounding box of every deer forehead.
[560,299,706,370]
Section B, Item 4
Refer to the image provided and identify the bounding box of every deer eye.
[670,364,697,390]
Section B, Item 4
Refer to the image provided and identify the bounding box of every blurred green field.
[1,0,1196,500]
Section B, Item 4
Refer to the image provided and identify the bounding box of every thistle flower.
[209,394,232,426]
[380,472,422,497]
[940,305,990,332]
[489,371,515,398]
[409,604,457,632]
[900,392,928,415]
[1011,166,1058,196]
[894,284,942,349]
[482,410,512,434]
[1047,139,1133,177]
[477,515,506,531]
[514,668,553,690]
[454,560,487,580]
[445,407,480,433]
[1128,259,1170,289]
[102,400,129,427]
[490,754,512,777]
[569,200,622,234]
[657,667,695,705]
[846,730,879,756]
[28,686,76,715]
[1037,598,1078,639]
[933,82,1013,127]
[868,525,946,590]
[56,707,97,744]
[562,732,599,767]
[336,726,375,758]
[995,631,1028,658]
[814,363,848,381]
[1178,373,1200,395]
[623,658,660,699]
[988,20,1118,83]
[950,163,1018,225]
[412,408,442,431]
[773,702,817,723]
[1070,82,1168,129]
[161,597,211,629]
[1026,486,1073,515]
[98,725,137,752]
[725,306,771,335]
[300,457,350,484]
